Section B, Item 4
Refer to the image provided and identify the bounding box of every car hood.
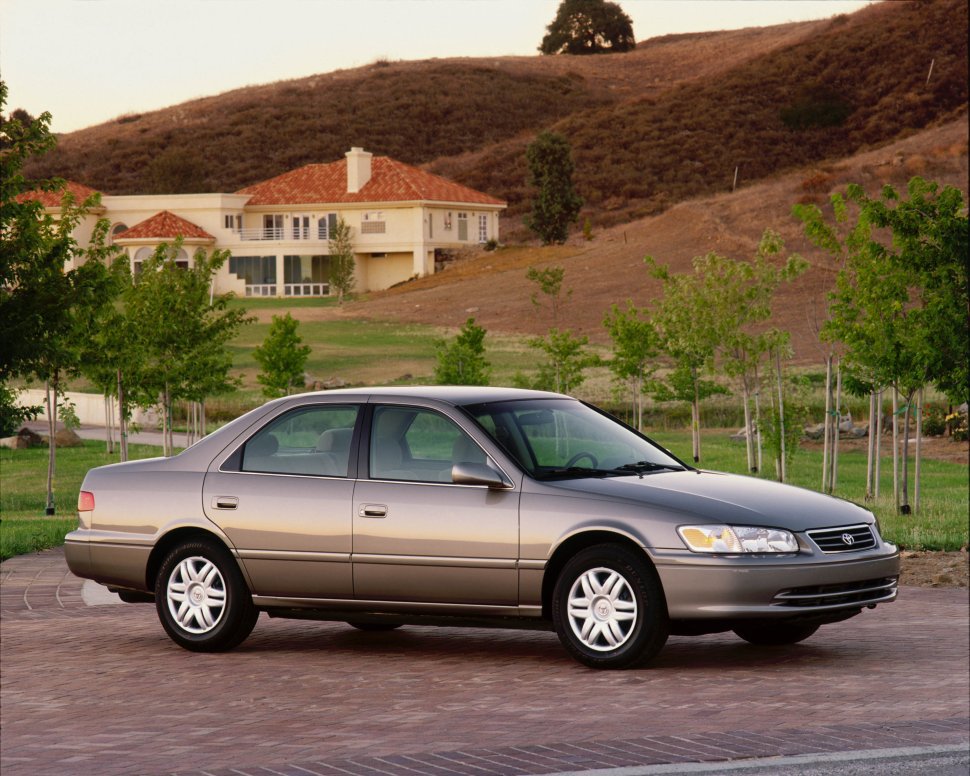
[547,469,874,531]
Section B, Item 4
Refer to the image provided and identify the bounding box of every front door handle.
[212,496,239,510]
[358,504,388,518]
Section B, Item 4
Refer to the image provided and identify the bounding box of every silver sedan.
[65,387,899,669]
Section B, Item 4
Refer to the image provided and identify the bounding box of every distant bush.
[780,85,854,130]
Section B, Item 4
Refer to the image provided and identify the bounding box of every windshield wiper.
[541,466,617,479]
[614,461,685,478]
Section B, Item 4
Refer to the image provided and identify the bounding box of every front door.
[353,404,519,606]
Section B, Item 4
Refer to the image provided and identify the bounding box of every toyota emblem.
[842,533,855,545]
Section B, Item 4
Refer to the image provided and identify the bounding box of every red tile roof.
[238,156,505,207]
[15,181,101,208]
[113,211,214,241]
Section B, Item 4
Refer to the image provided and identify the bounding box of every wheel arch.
[146,527,243,592]
[541,530,662,620]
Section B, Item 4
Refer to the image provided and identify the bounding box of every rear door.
[203,402,362,599]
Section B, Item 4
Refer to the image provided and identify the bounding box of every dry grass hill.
[16,0,968,365]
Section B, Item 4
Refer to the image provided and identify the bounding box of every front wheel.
[552,544,668,669]
[155,540,258,652]
[733,621,819,646]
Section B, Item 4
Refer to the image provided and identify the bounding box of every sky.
[1,0,874,134]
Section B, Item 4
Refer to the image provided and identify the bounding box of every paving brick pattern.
[2,549,967,776]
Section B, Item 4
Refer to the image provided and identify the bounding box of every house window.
[444,212,453,230]
[224,214,242,231]
[478,214,488,243]
[428,213,433,239]
[109,223,128,245]
[457,212,468,241]
[292,214,311,240]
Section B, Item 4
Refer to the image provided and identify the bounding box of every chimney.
[345,147,372,193]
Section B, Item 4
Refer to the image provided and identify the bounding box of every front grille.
[807,524,876,553]
[772,577,898,609]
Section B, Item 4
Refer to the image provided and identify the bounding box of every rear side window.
[241,405,359,477]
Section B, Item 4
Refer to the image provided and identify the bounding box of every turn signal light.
[78,491,95,512]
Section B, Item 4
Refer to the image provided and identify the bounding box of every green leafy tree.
[540,0,636,55]
[434,317,491,385]
[327,217,356,304]
[124,242,253,455]
[526,264,571,325]
[645,254,727,463]
[525,328,600,394]
[795,177,968,512]
[254,312,312,397]
[525,132,583,245]
[603,301,658,430]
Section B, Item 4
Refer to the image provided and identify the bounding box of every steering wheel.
[565,451,598,468]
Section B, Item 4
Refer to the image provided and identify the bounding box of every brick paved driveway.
[2,549,967,776]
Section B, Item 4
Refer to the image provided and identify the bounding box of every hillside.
[293,115,969,367]
[22,0,967,236]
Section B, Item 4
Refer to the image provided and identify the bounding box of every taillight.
[78,491,95,512]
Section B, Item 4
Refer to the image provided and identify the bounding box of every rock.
[16,427,44,448]
[849,424,869,438]
[729,427,747,442]
[0,436,24,449]
[54,428,84,448]
[804,423,825,440]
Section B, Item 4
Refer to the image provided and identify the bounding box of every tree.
[526,264,571,325]
[254,313,312,397]
[124,242,253,456]
[540,0,636,55]
[603,301,658,430]
[327,217,356,304]
[645,254,729,463]
[525,329,599,394]
[795,177,969,513]
[525,132,583,245]
[434,317,491,385]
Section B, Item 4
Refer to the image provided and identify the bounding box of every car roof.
[285,385,571,406]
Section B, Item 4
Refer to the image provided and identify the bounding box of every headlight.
[678,524,799,554]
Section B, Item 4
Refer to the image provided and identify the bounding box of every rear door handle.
[358,504,388,518]
[213,496,239,510]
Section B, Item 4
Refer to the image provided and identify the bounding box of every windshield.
[462,398,686,480]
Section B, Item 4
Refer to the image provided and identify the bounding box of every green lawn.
[1,432,965,561]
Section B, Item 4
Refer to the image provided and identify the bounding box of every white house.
[29,148,506,297]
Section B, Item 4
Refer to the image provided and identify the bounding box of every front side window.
[241,405,360,477]
[464,399,684,479]
[370,406,486,483]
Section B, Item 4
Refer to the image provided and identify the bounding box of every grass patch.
[1,519,78,561]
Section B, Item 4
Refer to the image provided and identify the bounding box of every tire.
[552,544,669,669]
[733,621,820,646]
[154,539,258,652]
[346,621,403,632]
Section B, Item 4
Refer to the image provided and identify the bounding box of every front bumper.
[653,547,900,620]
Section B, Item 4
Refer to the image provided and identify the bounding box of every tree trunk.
[892,388,900,512]
[915,387,923,513]
[104,394,114,454]
[741,379,754,473]
[822,355,833,492]
[865,390,876,501]
[830,359,842,493]
[691,367,700,464]
[874,389,882,499]
[775,348,786,483]
[900,391,913,515]
[754,389,763,475]
[45,380,57,516]
[117,369,128,462]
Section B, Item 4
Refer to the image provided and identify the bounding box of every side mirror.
[451,462,513,490]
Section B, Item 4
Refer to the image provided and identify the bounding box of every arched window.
[109,223,129,244]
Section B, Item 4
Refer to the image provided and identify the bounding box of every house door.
[262,214,283,239]
[293,214,311,240]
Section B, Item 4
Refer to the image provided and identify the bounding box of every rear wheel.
[155,540,258,652]
[552,544,668,669]
[733,621,819,646]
